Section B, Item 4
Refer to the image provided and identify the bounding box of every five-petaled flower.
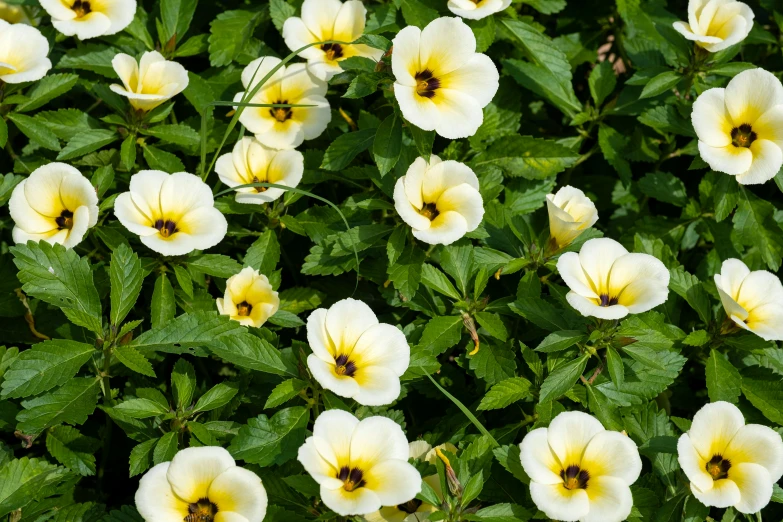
[677,401,783,514]
[519,411,642,522]
[297,410,422,516]
[40,0,136,40]
[692,68,783,185]
[673,0,754,53]
[557,237,670,320]
[234,57,331,150]
[447,0,511,20]
[546,186,599,250]
[0,20,52,84]
[391,16,499,139]
[135,446,267,522]
[393,156,484,246]
[282,0,384,81]
[217,267,280,328]
[713,258,783,341]
[306,298,410,406]
[114,170,228,257]
[9,163,99,249]
[215,137,304,204]
[110,51,189,112]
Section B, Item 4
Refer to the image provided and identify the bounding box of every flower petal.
[320,485,381,516]
[9,180,57,235]
[744,302,783,341]
[352,323,410,376]
[687,401,745,461]
[580,476,634,522]
[557,252,599,299]
[208,467,267,522]
[580,431,642,485]
[413,211,468,245]
[391,25,421,86]
[333,0,367,42]
[365,459,422,506]
[691,88,733,147]
[166,446,236,503]
[308,354,360,399]
[529,482,589,522]
[352,365,402,406]
[546,411,605,468]
[419,17,476,76]
[435,184,484,232]
[135,463,188,522]
[698,142,753,176]
[736,139,783,185]
[566,292,630,320]
[439,53,499,108]
[325,298,379,356]
[725,423,783,482]
[724,69,783,127]
[350,416,410,465]
[519,428,562,485]
[677,433,714,492]
[394,177,431,231]
[691,478,741,509]
[577,238,629,295]
[730,462,773,514]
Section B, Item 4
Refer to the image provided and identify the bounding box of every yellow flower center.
[322,43,344,62]
[334,354,357,377]
[154,219,179,238]
[419,202,440,221]
[415,70,441,99]
[706,455,731,480]
[731,124,757,148]
[55,210,74,230]
[338,466,366,492]
[397,499,423,514]
[236,301,253,317]
[184,498,217,522]
[269,100,293,123]
[71,0,92,18]
[561,465,589,490]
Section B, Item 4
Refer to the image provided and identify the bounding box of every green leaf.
[8,113,61,151]
[426,374,499,447]
[588,60,616,106]
[245,230,281,275]
[605,346,624,386]
[668,267,712,325]
[129,438,158,477]
[475,312,508,341]
[56,44,116,77]
[596,350,686,406]
[278,287,325,314]
[321,129,376,171]
[388,243,425,300]
[172,359,196,409]
[143,124,200,148]
[208,332,293,377]
[114,398,169,418]
[639,71,682,99]
[1,340,95,399]
[110,243,145,327]
[509,297,575,332]
[188,254,243,278]
[153,432,178,464]
[265,379,308,409]
[421,263,461,300]
[706,350,742,404]
[407,120,436,161]
[57,129,118,161]
[194,383,238,412]
[535,331,586,353]
[0,458,68,517]
[638,171,688,206]
[11,242,103,335]
[464,503,533,521]
[131,313,245,354]
[16,74,79,113]
[469,340,516,385]
[733,191,783,271]
[0,118,6,148]
[539,355,589,403]
[229,407,310,466]
[471,135,579,180]
[638,105,696,137]
[416,315,464,356]
[46,426,98,476]
[159,0,198,45]
[400,0,438,28]
[598,125,632,182]
[373,113,403,177]
[269,0,296,32]
[741,366,783,425]
[343,72,385,99]
[521,0,566,14]
[143,144,186,172]
[151,273,176,330]
[209,10,262,67]
[477,377,532,411]
[17,377,101,436]
[461,470,484,507]
[114,345,156,378]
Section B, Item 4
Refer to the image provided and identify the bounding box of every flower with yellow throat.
[306,298,410,406]
[713,258,783,341]
[135,446,267,522]
[234,57,331,150]
[546,186,599,250]
[519,411,642,522]
[39,0,137,40]
[691,68,783,185]
[297,410,422,516]
[9,163,99,249]
[217,267,280,328]
[110,51,190,112]
[447,0,512,20]
[677,401,783,514]
[0,20,52,84]
[114,171,228,257]
[215,137,304,204]
[672,0,754,53]
[391,17,499,139]
[282,0,384,81]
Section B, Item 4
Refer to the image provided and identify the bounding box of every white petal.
[135,463,189,522]
[114,193,159,237]
[241,56,283,92]
[736,269,783,309]
[577,238,629,294]
[697,142,752,176]
[353,365,402,406]
[677,434,714,492]
[557,252,599,299]
[566,293,629,320]
[39,0,76,19]
[749,105,783,149]
[308,355,360,399]
[166,447,235,503]
[53,13,113,40]
[736,139,783,185]
[717,258,750,298]
[160,172,215,221]
[208,467,267,522]
[529,482,589,522]
[725,69,783,127]
[413,211,468,245]
[448,0,511,19]
[282,17,321,60]
[580,476,634,522]
[419,17,476,76]
[440,53,499,108]
[691,88,733,147]
[519,428,562,485]
[394,177,431,231]
[175,206,228,253]
[314,409,360,461]
[744,302,783,341]
[24,163,71,217]
[296,95,331,140]
[691,478,741,509]
[301,0,342,39]
[320,486,381,517]
[580,431,642,485]
[546,411,604,468]
[391,25,421,86]
[365,459,422,506]
[9,180,57,235]
[101,0,138,35]
[61,205,92,248]
[687,401,745,461]
[609,253,670,312]
[307,308,336,362]
[395,84,442,133]
[352,323,410,376]
[725,424,783,482]
[435,184,484,232]
[325,298,378,355]
[350,416,410,465]
[298,437,340,485]
[333,0,368,41]
[431,89,485,139]
[730,462,773,514]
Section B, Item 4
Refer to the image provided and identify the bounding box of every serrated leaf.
[245,230,281,275]
[639,71,682,99]
[114,345,156,378]
[56,44,116,76]
[706,350,742,404]
[45,425,97,476]
[17,377,101,436]
[229,407,310,466]
[159,0,198,45]
[113,398,169,418]
[471,135,579,180]
[151,273,176,330]
[539,354,588,403]
[129,439,158,477]
[588,61,616,106]
[8,113,61,151]
[208,332,292,377]
[1,340,94,399]
[733,192,783,271]
[373,113,403,177]
[638,171,688,206]
[208,10,262,67]
[57,130,118,161]
[194,382,238,412]
[421,264,461,300]
[321,129,376,171]
[0,458,69,517]
[741,366,783,424]
[153,432,178,465]
[269,0,296,32]
[469,339,517,385]
[188,254,243,278]
[265,379,308,409]
[388,243,425,300]
[16,74,79,113]
[478,377,532,410]
[110,243,145,327]
[131,313,245,354]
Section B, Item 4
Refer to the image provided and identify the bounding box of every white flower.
[519,411,642,522]
[215,137,304,204]
[391,17,499,139]
[673,0,753,53]
[557,238,670,320]
[678,401,783,514]
[297,410,422,516]
[40,0,136,40]
[0,20,52,84]
[691,68,783,185]
[447,0,511,20]
[110,51,189,112]
[282,0,384,81]
[0,2,28,24]
[9,163,98,249]
[546,186,598,250]
[217,267,280,328]
[306,298,410,406]
[713,258,783,341]
[234,57,331,150]
[135,446,267,522]
[393,156,484,246]
[114,170,227,257]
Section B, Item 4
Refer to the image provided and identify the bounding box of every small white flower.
[557,238,670,320]
[110,51,189,112]
[135,446,267,522]
[282,0,384,81]
[114,170,227,257]
[519,411,642,522]
[215,137,304,205]
[678,401,783,514]
[673,0,754,53]
[0,20,52,84]
[447,0,511,20]
[713,258,783,341]
[234,57,331,150]
[391,17,499,139]
[217,267,280,328]
[393,156,484,246]
[9,163,98,249]
[306,298,410,406]
[40,0,136,40]
[546,186,598,250]
[297,410,422,516]
[692,68,783,185]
